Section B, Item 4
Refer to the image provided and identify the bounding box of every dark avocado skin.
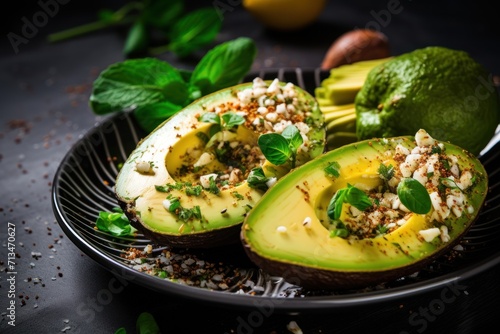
[120,201,242,249]
[241,229,469,290]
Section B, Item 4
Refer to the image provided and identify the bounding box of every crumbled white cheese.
[276,226,287,233]
[302,216,312,228]
[265,112,278,122]
[266,177,277,188]
[415,128,437,147]
[162,199,172,210]
[266,78,281,95]
[419,227,441,242]
[135,160,153,174]
[193,152,215,168]
[440,225,450,242]
[200,173,218,188]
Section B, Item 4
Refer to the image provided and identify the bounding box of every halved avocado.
[241,130,488,289]
[115,79,326,248]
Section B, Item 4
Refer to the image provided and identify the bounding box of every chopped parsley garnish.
[95,207,137,237]
[327,184,373,221]
[155,182,203,196]
[247,167,270,190]
[207,176,220,195]
[231,191,244,200]
[378,163,395,180]
[324,161,341,178]
[431,145,442,154]
[165,195,202,222]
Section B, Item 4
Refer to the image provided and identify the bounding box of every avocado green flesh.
[115,81,325,247]
[241,136,488,287]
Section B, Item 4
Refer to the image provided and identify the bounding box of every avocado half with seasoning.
[115,77,326,248]
[241,129,488,290]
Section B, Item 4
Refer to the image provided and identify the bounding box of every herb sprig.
[48,0,222,58]
[397,178,432,214]
[90,37,257,132]
[258,125,303,168]
[114,311,160,334]
[327,184,373,221]
[95,207,137,237]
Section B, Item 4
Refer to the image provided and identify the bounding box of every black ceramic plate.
[52,68,500,311]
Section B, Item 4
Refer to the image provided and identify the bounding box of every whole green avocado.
[355,46,500,156]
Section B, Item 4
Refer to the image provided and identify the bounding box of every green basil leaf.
[222,112,245,129]
[190,37,257,95]
[123,20,149,56]
[281,125,303,150]
[179,68,193,82]
[345,185,372,211]
[324,161,340,178]
[89,58,185,115]
[95,208,137,237]
[168,7,222,58]
[133,101,183,133]
[136,312,160,334]
[162,80,190,106]
[258,133,292,166]
[327,189,347,220]
[378,163,394,181]
[142,0,184,29]
[397,178,432,214]
[199,113,220,124]
[97,9,116,23]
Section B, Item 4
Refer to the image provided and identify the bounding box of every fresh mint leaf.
[327,185,372,221]
[221,113,245,129]
[281,125,303,151]
[397,178,432,214]
[327,188,347,220]
[95,207,137,237]
[133,101,183,133]
[324,161,340,178]
[142,0,184,29]
[199,113,220,124]
[89,58,185,115]
[136,312,160,334]
[190,37,257,95]
[168,7,222,58]
[247,167,270,191]
[161,80,190,106]
[345,184,372,211]
[378,163,394,181]
[123,20,149,56]
[258,133,292,166]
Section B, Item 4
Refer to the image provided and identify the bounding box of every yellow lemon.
[243,0,326,31]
